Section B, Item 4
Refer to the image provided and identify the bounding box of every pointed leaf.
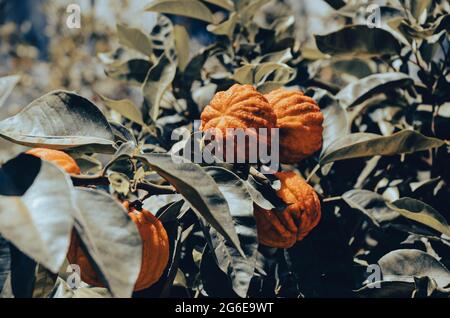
[142,55,177,121]
[0,75,20,108]
[0,91,115,152]
[387,198,450,237]
[0,154,75,273]
[203,166,258,298]
[117,24,153,56]
[307,88,349,153]
[342,190,400,226]
[173,25,190,72]
[70,188,142,298]
[145,0,214,23]
[320,130,445,165]
[207,12,238,39]
[98,94,145,126]
[379,249,450,288]
[336,72,413,109]
[138,153,244,257]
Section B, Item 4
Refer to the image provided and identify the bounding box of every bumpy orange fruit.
[254,171,321,248]
[67,202,170,291]
[200,84,276,162]
[265,88,324,164]
[26,148,81,175]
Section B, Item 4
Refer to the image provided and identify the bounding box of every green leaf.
[138,153,244,257]
[233,61,296,88]
[233,64,254,84]
[336,72,413,109]
[181,44,218,87]
[379,249,450,288]
[203,167,258,298]
[320,130,445,165]
[0,75,20,108]
[308,88,349,153]
[70,188,142,298]
[98,94,145,127]
[342,190,400,226]
[142,55,177,121]
[0,155,75,273]
[387,198,450,237]
[192,83,217,109]
[0,91,115,152]
[145,0,215,23]
[105,59,152,85]
[397,14,450,40]
[0,138,28,166]
[253,48,293,64]
[116,24,153,56]
[315,25,401,58]
[410,0,432,20]
[173,25,190,72]
[207,12,238,39]
[239,0,271,26]
[203,0,235,11]
[254,62,296,85]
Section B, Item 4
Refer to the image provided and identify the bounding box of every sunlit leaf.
[207,12,238,39]
[307,88,349,153]
[173,25,190,72]
[142,55,177,121]
[145,0,215,23]
[387,198,450,237]
[379,249,450,288]
[0,155,74,273]
[98,94,145,127]
[0,75,20,108]
[0,91,115,152]
[320,130,445,165]
[342,190,400,226]
[70,188,142,298]
[117,24,153,56]
[336,72,413,109]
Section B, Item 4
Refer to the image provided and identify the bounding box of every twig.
[71,175,176,195]
[323,196,342,203]
[306,164,320,182]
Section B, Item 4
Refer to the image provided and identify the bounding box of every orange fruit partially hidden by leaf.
[265,88,324,164]
[26,148,81,175]
[67,202,170,291]
[254,171,321,248]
